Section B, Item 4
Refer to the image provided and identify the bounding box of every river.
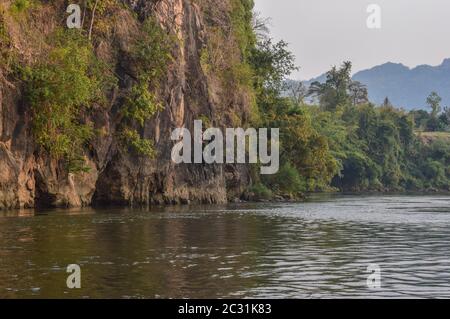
[0,194,449,298]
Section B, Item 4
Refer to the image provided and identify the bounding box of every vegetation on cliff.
[22,30,115,172]
[1,0,174,172]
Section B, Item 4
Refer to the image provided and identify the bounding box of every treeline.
[410,91,450,132]
[243,6,450,198]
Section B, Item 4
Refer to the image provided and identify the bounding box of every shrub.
[248,183,273,200]
[123,76,163,126]
[121,128,156,158]
[262,162,305,194]
[9,0,32,15]
[130,18,174,82]
[422,160,446,181]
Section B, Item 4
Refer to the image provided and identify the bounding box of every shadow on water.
[0,194,450,298]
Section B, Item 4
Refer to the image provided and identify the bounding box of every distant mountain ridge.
[300,59,450,110]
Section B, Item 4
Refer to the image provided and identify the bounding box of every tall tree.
[286,80,307,106]
[426,91,442,118]
[348,81,369,106]
[308,61,358,111]
[249,38,297,96]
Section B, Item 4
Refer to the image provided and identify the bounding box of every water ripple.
[0,194,449,298]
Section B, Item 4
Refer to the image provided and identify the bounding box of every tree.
[426,91,442,119]
[348,81,369,106]
[252,11,270,41]
[443,106,450,127]
[438,113,449,130]
[308,61,361,111]
[286,80,307,106]
[249,39,297,95]
[410,109,431,130]
[382,97,393,108]
[249,36,336,192]
[444,106,450,118]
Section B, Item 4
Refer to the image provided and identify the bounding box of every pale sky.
[254,0,450,80]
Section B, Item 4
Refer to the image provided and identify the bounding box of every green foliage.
[0,10,11,70]
[123,77,163,126]
[311,100,450,191]
[86,0,112,13]
[226,3,450,195]
[249,32,450,193]
[288,61,450,192]
[118,17,174,158]
[411,109,431,130]
[427,91,442,118]
[23,29,113,172]
[0,8,20,76]
[198,114,212,128]
[248,38,298,129]
[411,106,449,132]
[199,1,256,97]
[262,162,305,194]
[247,183,273,200]
[308,62,369,111]
[9,0,33,15]
[416,140,450,190]
[224,61,254,88]
[275,104,338,191]
[246,16,335,194]
[121,128,156,158]
[130,18,174,82]
[230,0,256,59]
[444,107,450,125]
[249,39,297,95]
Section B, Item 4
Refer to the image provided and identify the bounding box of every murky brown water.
[0,194,450,298]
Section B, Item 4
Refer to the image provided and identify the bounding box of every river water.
[0,194,449,299]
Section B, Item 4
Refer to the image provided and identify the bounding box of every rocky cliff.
[0,0,254,209]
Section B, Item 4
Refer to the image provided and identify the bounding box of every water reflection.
[0,195,450,298]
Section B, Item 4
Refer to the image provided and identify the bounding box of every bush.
[123,77,163,126]
[130,18,174,82]
[422,160,446,181]
[247,183,273,200]
[404,176,424,190]
[121,128,156,158]
[262,162,305,194]
[9,0,32,15]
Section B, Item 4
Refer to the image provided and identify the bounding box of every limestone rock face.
[0,0,252,209]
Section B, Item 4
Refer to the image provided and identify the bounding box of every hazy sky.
[254,0,450,80]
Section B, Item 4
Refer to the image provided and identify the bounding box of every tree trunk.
[88,0,99,41]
